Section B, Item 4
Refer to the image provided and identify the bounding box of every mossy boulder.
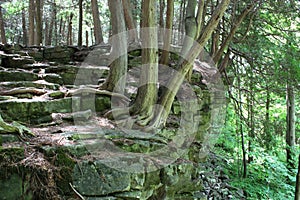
[0,70,38,82]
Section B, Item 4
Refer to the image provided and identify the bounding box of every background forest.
[0,0,299,199]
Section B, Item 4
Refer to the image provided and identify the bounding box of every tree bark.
[179,0,198,82]
[295,154,300,200]
[150,0,230,128]
[67,13,74,45]
[91,0,104,44]
[0,5,7,44]
[35,0,42,46]
[122,0,138,43]
[28,0,35,45]
[213,4,255,63]
[22,8,27,45]
[78,0,83,46]
[131,0,158,125]
[46,0,56,45]
[158,0,165,43]
[102,0,127,94]
[160,0,174,66]
[286,84,296,169]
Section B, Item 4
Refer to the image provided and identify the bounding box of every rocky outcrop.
[0,43,229,200]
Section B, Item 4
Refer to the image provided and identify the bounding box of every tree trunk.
[46,0,56,45]
[213,4,255,63]
[150,0,230,128]
[44,17,49,45]
[0,5,7,44]
[101,0,127,94]
[237,64,247,178]
[179,0,198,82]
[91,0,104,44]
[35,0,42,46]
[28,0,35,45]
[78,0,83,46]
[22,8,27,45]
[264,85,272,149]
[295,154,300,200]
[131,0,158,125]
[160,0,174,66]
[177,0,184,44]
[158,0,165,43]
[122,0,138,43]
[86,30,88,46]
[286,84,296,169]
[67,13,74,45]
[248,62,254,163]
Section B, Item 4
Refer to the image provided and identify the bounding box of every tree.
[0,5,6,44]
[130,0,158,126]
[101,0,127,94]
[149,0,230,128]
[28,0,35,45]
[78,0,83,46]
[35,0,42,45]
[67,13,74,45]
[160,0,174,66]
[91,0,103,44]
[295,154,300,200]
[122,0,138,43]
[286,84,295,168]
[22,7,27,45]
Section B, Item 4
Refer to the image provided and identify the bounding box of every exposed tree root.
[66,87,130,102]
[0,87,46,96]
[0,114,34,138]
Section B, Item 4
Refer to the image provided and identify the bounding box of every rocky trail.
[0,44,243,200]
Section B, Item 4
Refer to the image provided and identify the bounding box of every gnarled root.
[0,114,34,139]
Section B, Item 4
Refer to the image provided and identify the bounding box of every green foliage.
[216,134,297,200]
[215,95,299,199]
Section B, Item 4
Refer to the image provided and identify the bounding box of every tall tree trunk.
[237,64,247,178]
[131,0,158,125]
[91,0,104,44]
[28,0,35,45]
[160,0,174,66]
[35,0,42,46]
[86,30,88,46]
[67,13,74,45]
[0,5,7,44]
[248,63,254,163]
[286,84,296,169]
[122,0,138,43]
[179,0,198,82]
[150,0,230,128]
[78,0,83,46]
[177,0,184,44]
[47,0,56,46]
[264,85,271,149]
[213,4,255,63]
[158,0,165,43]
[44,17,49,45]
[101,0,127,94]
[53,1,58,45]
[22,8,27,45]
[295,154,300,200]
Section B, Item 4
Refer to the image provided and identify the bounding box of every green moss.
[0,147,25,163]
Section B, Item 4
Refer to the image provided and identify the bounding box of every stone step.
[45,65,109,85]
[0,70,39,82]
[0,80,60,90]
[0,96,110,124]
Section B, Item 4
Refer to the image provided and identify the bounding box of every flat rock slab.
[0,97,79,123]
[45,65,109,85]
[0,70,39,82]
[0,80,60,90]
